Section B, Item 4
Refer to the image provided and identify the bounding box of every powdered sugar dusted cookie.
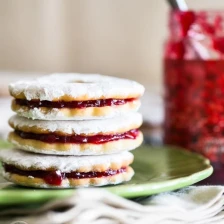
[9,73,144,120]
[8,113,143,155]
[0,148,134,188]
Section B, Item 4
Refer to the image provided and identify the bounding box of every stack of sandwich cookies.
[0,73,144,188]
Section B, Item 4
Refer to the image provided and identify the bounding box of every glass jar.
[164,10,224,164]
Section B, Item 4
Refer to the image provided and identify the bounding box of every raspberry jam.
[15,129,139,144]
[3,163,127,186]
[15,98,136,109]
[164,10,224,163]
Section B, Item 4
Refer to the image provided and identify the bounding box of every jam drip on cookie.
[3,164,127,186]
[15,98,136,109]
[14,129,139,144]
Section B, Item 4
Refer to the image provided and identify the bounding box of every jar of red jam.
[164,10,224,163]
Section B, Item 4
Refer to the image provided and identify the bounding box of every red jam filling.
[15,98,136,109]
[15,129,139,144]
[167,11,224,59]
[164,59,224,162]
[3,163,127,186]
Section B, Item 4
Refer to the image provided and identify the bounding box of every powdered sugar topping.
[9,73,145,101]
[0,149,133,172]
[9,112,142,134]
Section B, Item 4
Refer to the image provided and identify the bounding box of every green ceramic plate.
[0,143,213,205]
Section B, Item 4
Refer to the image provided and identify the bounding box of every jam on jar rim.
[3,163,127,186]
[15,98,137,109]
[167,10,224,59]
[14,129,140,144]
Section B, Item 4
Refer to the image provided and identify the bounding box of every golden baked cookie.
[0,148,134,188]
[9,73,145,120]
[8,113,143,155]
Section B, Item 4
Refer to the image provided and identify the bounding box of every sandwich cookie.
[8,113,143,155]
[9,73,144,120]
[0,148,134,188]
